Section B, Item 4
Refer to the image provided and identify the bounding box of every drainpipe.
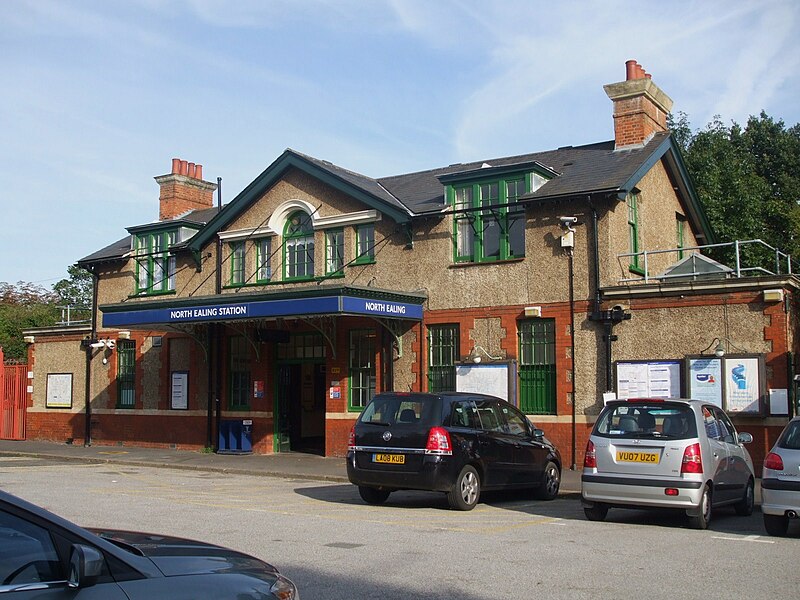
[84,267,99,447]
[568,247,577,470]
[214,177,223,450]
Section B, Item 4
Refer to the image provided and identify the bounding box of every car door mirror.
[68,544,104,588]
[737,432,753,445]
[532,428,545,439]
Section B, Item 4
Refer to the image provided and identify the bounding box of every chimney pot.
[196,164,203,180]
[171,158,181,174]
[180,160,188,176]
[625,60,637,81]
[187,162,196,178]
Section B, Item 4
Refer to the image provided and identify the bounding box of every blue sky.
[1,0,798,288]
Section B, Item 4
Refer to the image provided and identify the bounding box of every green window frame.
[116,339,136,408]
[284,211,315,280]
[676,214,686,260]
[229,241,245,286]
[518,319,556,415]
[276,333,326,360]
[349,329,376,411]
[326,229,344,275]
[451,175,526,263]
[427,324,459,392]
[627,192,643,274]
[135,231,176,295]
[354,224,376,264]
[256,238,272,283]
[228,336,250,410]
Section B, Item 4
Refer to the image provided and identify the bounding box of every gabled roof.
[82,129,715,265]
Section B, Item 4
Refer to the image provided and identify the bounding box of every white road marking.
[711,534,774,544]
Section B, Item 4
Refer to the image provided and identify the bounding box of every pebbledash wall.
[20,61,799,467]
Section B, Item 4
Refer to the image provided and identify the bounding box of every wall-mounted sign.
[724,357,761,414]
[46,373,73,408]
[688,357,723,407]
[171,371,188,410]
[615,361,681,399]
[329,386,341,399]
[253,380,264,399]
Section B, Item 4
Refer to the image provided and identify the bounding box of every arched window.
[284,211,315,279]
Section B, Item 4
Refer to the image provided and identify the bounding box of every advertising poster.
[688,358,723,407]
[724,357,760,414]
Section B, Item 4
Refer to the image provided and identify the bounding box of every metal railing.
[56,305,92,326]
[618,239,797,284]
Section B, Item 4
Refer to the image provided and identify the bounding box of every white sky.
[1,0,798,287]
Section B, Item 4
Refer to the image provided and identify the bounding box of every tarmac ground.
[0,438,583,496]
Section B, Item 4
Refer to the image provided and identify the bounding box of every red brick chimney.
[604,60,674,150]
[155,158,217,221]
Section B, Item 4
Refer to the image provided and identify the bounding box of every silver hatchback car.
[581,398,755,529]
[761,415,800,536]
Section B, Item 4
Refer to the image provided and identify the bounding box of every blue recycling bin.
[217,419,253,454]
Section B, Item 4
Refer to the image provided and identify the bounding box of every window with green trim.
[355,224,375,264]
[427,324,459,392]
[326,229,344,274]
[256,238,272,282]
[518,319,556,415]
[349,329,376,410]
[229,336,250,410]
[117,339,136,408]
[627,192,642,273]
[676,214,686,260]
[284,211,315,280]
[229,241,245,286]
[135,231,176,294]
[452,176,526,263]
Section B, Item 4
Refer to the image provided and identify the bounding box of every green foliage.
[0,282,59,361]
[53,264,93,308]
[670,111,800,272]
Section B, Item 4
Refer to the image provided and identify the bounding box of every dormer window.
[135,230,176,295]
[451,175,527,263]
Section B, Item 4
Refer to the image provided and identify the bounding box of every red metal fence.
[1,348,27,440]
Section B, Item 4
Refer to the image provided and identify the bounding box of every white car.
[761,415,800,536]
[581,398,755,529]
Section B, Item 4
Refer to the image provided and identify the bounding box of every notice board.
[616,361,682,399]
[456,361,517,403]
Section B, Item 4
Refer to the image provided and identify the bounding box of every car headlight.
[271,574,299,600]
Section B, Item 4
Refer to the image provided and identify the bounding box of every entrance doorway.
[275,362,326,454]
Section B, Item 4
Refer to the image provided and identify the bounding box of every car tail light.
[348,425,356,450]
[681,443,703,474]
[583,440,597,469]
[425,427,453,455]
[764,452,784,471]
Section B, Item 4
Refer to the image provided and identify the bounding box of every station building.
[17,61,798,467]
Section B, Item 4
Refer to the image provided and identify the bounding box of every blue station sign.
[102,294,423,327]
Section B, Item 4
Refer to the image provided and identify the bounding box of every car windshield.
[359,394,441,428]
[778,420,800,450]
[594,403,697,439]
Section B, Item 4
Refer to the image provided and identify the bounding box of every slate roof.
[80,129,710,265]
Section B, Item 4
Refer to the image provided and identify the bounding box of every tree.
[670,111,800,272]
[53,264,94,308]
[0,282,59,361]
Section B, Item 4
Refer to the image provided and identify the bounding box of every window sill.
[129,290,176,299]
[450,257,524,268]
[351,258,376,266]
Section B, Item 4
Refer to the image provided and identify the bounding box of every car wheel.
[358,486,390,505]
[583,503,608,522]
[447,465,480,511]
[763,513,790,537]
[734,478,754,516]
[688,485,711,530]
[534,461,561,500]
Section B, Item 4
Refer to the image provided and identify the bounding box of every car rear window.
[359,394,441,428]
[594,403,697,439]
[778,420,800,450]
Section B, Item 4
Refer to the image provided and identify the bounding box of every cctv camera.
[559,216,578,225]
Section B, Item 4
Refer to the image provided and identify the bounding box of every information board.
[456,362,516,403]
[171,371,188,410]
[46,373,73,408]
[616,361,681,399]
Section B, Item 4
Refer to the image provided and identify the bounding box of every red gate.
[1,348,27,440]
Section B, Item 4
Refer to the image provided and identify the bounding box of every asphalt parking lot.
[1,453,798,600]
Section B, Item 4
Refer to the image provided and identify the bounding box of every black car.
[0,489,298,599]
[347,391,562,510]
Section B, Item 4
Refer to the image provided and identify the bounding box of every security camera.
[559,216,578,225]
